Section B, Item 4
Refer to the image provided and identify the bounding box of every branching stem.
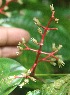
[30,10,57,76]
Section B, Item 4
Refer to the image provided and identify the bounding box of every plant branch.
[0,0,17,15]
[29,9,59,76]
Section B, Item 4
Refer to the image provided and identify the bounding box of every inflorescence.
[10,4,65,88]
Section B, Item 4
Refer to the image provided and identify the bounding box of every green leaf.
[26,89,41,95]
[27,74,70,95]
[0,58,27,95]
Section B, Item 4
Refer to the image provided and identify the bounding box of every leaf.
[26,89,41,95]
[27,74,70,95]
[0,58,27,95]
[41,75,70,95]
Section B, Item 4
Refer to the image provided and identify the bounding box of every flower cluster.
[15,4,65,87]
[17,4,65,74]
[8,69,36,88]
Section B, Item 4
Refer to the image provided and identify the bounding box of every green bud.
[50,62,56,66]
[56,55,62,59]
[16,51,19,55]
[57,44,62,50]
[52,43,62,51]
[31,38,38,45]
[5,12,11,17]
[18,42,21,46]
[18,0,23,4]
[33,17,41,26]
[19,46,23,51]
[38,27,42,35]
[4,6,9,10]
[26,69,31,76]
[29,77,36,82]
[58,59,65,68]
[24,79,29,84]
[22,38,26,44]
[52,43,57,51]
[19,82,25,88]
[51,58,56,61]
[55,18,59,23]
[19,79,29,88]
[50,4,54,11]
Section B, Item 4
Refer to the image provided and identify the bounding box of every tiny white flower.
[31,38,38,45]
[27,69,31,74]
[50,62,56,66]
[4,6,9,10]
[58,45,62,50]
[24,79,29,83]
[30,77,36,82]
[17,0,23,4]
[19,82,25,88]
[5,12,11,17]
[22,38,26,44]
[52,43,57,51]
[18,42,21,46]
[58,59,65,68]
[16,51,19,55]
[33,17,41,26]
[50,4,54,11]
[38,27,42,35]
[55,18,59,23]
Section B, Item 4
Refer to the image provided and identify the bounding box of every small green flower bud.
[38,27,42,35]
[4,6,9,10]
[22,38,26,44]
[55,18,59,23]
[19,46,23,51]
[19,79,29,88]
[27,69,31,75]
[16,51,19,55]
[58,59,65,68]
[51,58,56,61]
[31,38,38,45]
[50,4,54,11]
[56,55,62,59]
[24,79,29,84]
[52,43,57,51]
[50,62,56,66]
[52,43,62,51]
[17,43,23,51]
[18,42,21,46]
[5,12,11,17]
[17,0,23,4]
[57,45,62,50]
[33,17,41,26]
[17,46,20,49]
[30,77,36,82]
[19,82,25,88]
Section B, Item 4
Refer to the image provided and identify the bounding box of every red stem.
[30,11,56,76]
[30,29,49,75]
[23,44,50,55]
[39,50,58,61]
[30,45,43,75]
[48,28,58,30]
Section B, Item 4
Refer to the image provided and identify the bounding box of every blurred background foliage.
[0,0,70,95]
